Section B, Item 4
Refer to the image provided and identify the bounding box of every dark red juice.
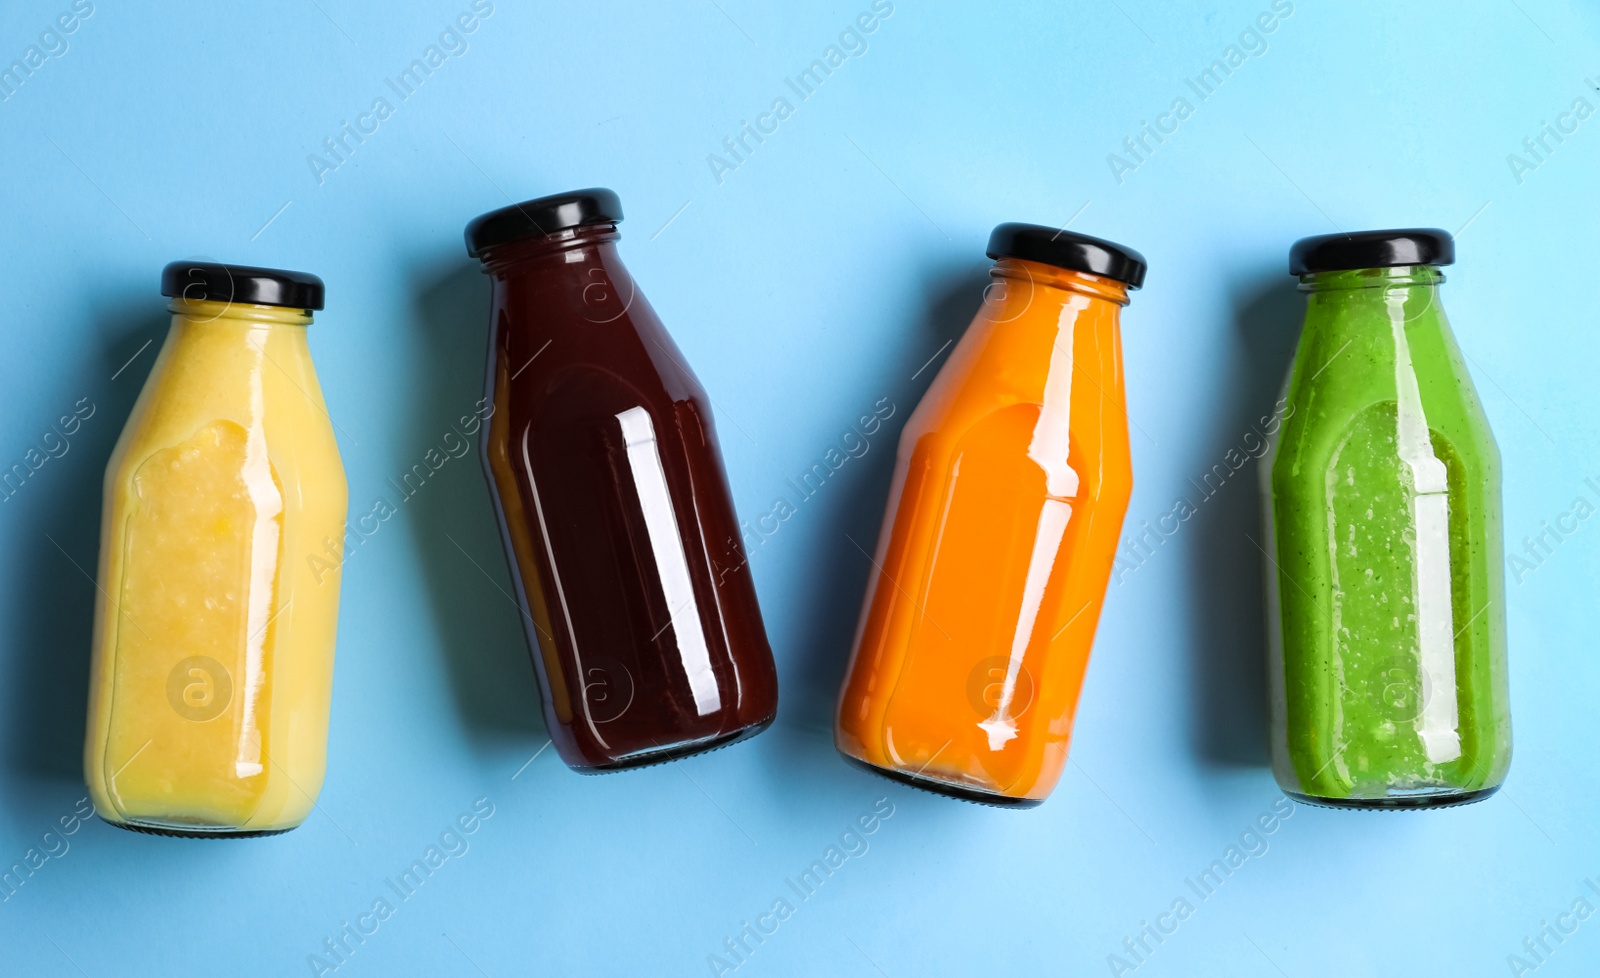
[467,189,778,770]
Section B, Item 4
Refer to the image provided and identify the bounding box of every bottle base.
[99,815,296,839]
[1283,784,1500,812]
[840,753,1042,809]
[577,714,776,774]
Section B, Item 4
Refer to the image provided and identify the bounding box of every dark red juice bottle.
[466,188,779,771]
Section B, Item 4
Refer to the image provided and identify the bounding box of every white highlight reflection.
[978,296,1087,750]
[238,331,281,779]
[1387,291,1460,764]
[615,407,721,717]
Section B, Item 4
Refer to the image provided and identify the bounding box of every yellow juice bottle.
[83,262,348,837]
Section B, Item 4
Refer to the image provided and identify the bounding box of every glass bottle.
[467,188,779,771]
[84,262,348,836]
[835,224,1146,807]
[1262,229,1511,809]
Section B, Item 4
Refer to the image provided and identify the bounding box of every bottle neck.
[167,298,313,328]
[1298,264,1445,293]
[1298,265,1447,332]
[476,224,621,275]
[989,258,1131,308]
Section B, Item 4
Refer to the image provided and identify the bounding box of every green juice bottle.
[1262,229,1511,809]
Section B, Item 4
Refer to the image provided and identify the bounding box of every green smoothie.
[1264,234,1511,808]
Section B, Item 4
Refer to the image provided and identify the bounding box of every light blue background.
[1,1,1597,975]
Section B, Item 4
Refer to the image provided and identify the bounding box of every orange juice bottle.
[835,224,1145,807]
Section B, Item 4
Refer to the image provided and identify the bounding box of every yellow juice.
[84,276,346,836]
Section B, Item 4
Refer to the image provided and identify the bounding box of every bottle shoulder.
[109,326,345,489]
[1281,304,1494,448]
[493,290,707,410]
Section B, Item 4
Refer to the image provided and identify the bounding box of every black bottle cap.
[1288,228,1454,276]
[465,188,624,258]
[160,261,325,311]
[986,223,1148,290]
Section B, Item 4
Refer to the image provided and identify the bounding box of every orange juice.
[835,224,1145,806]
